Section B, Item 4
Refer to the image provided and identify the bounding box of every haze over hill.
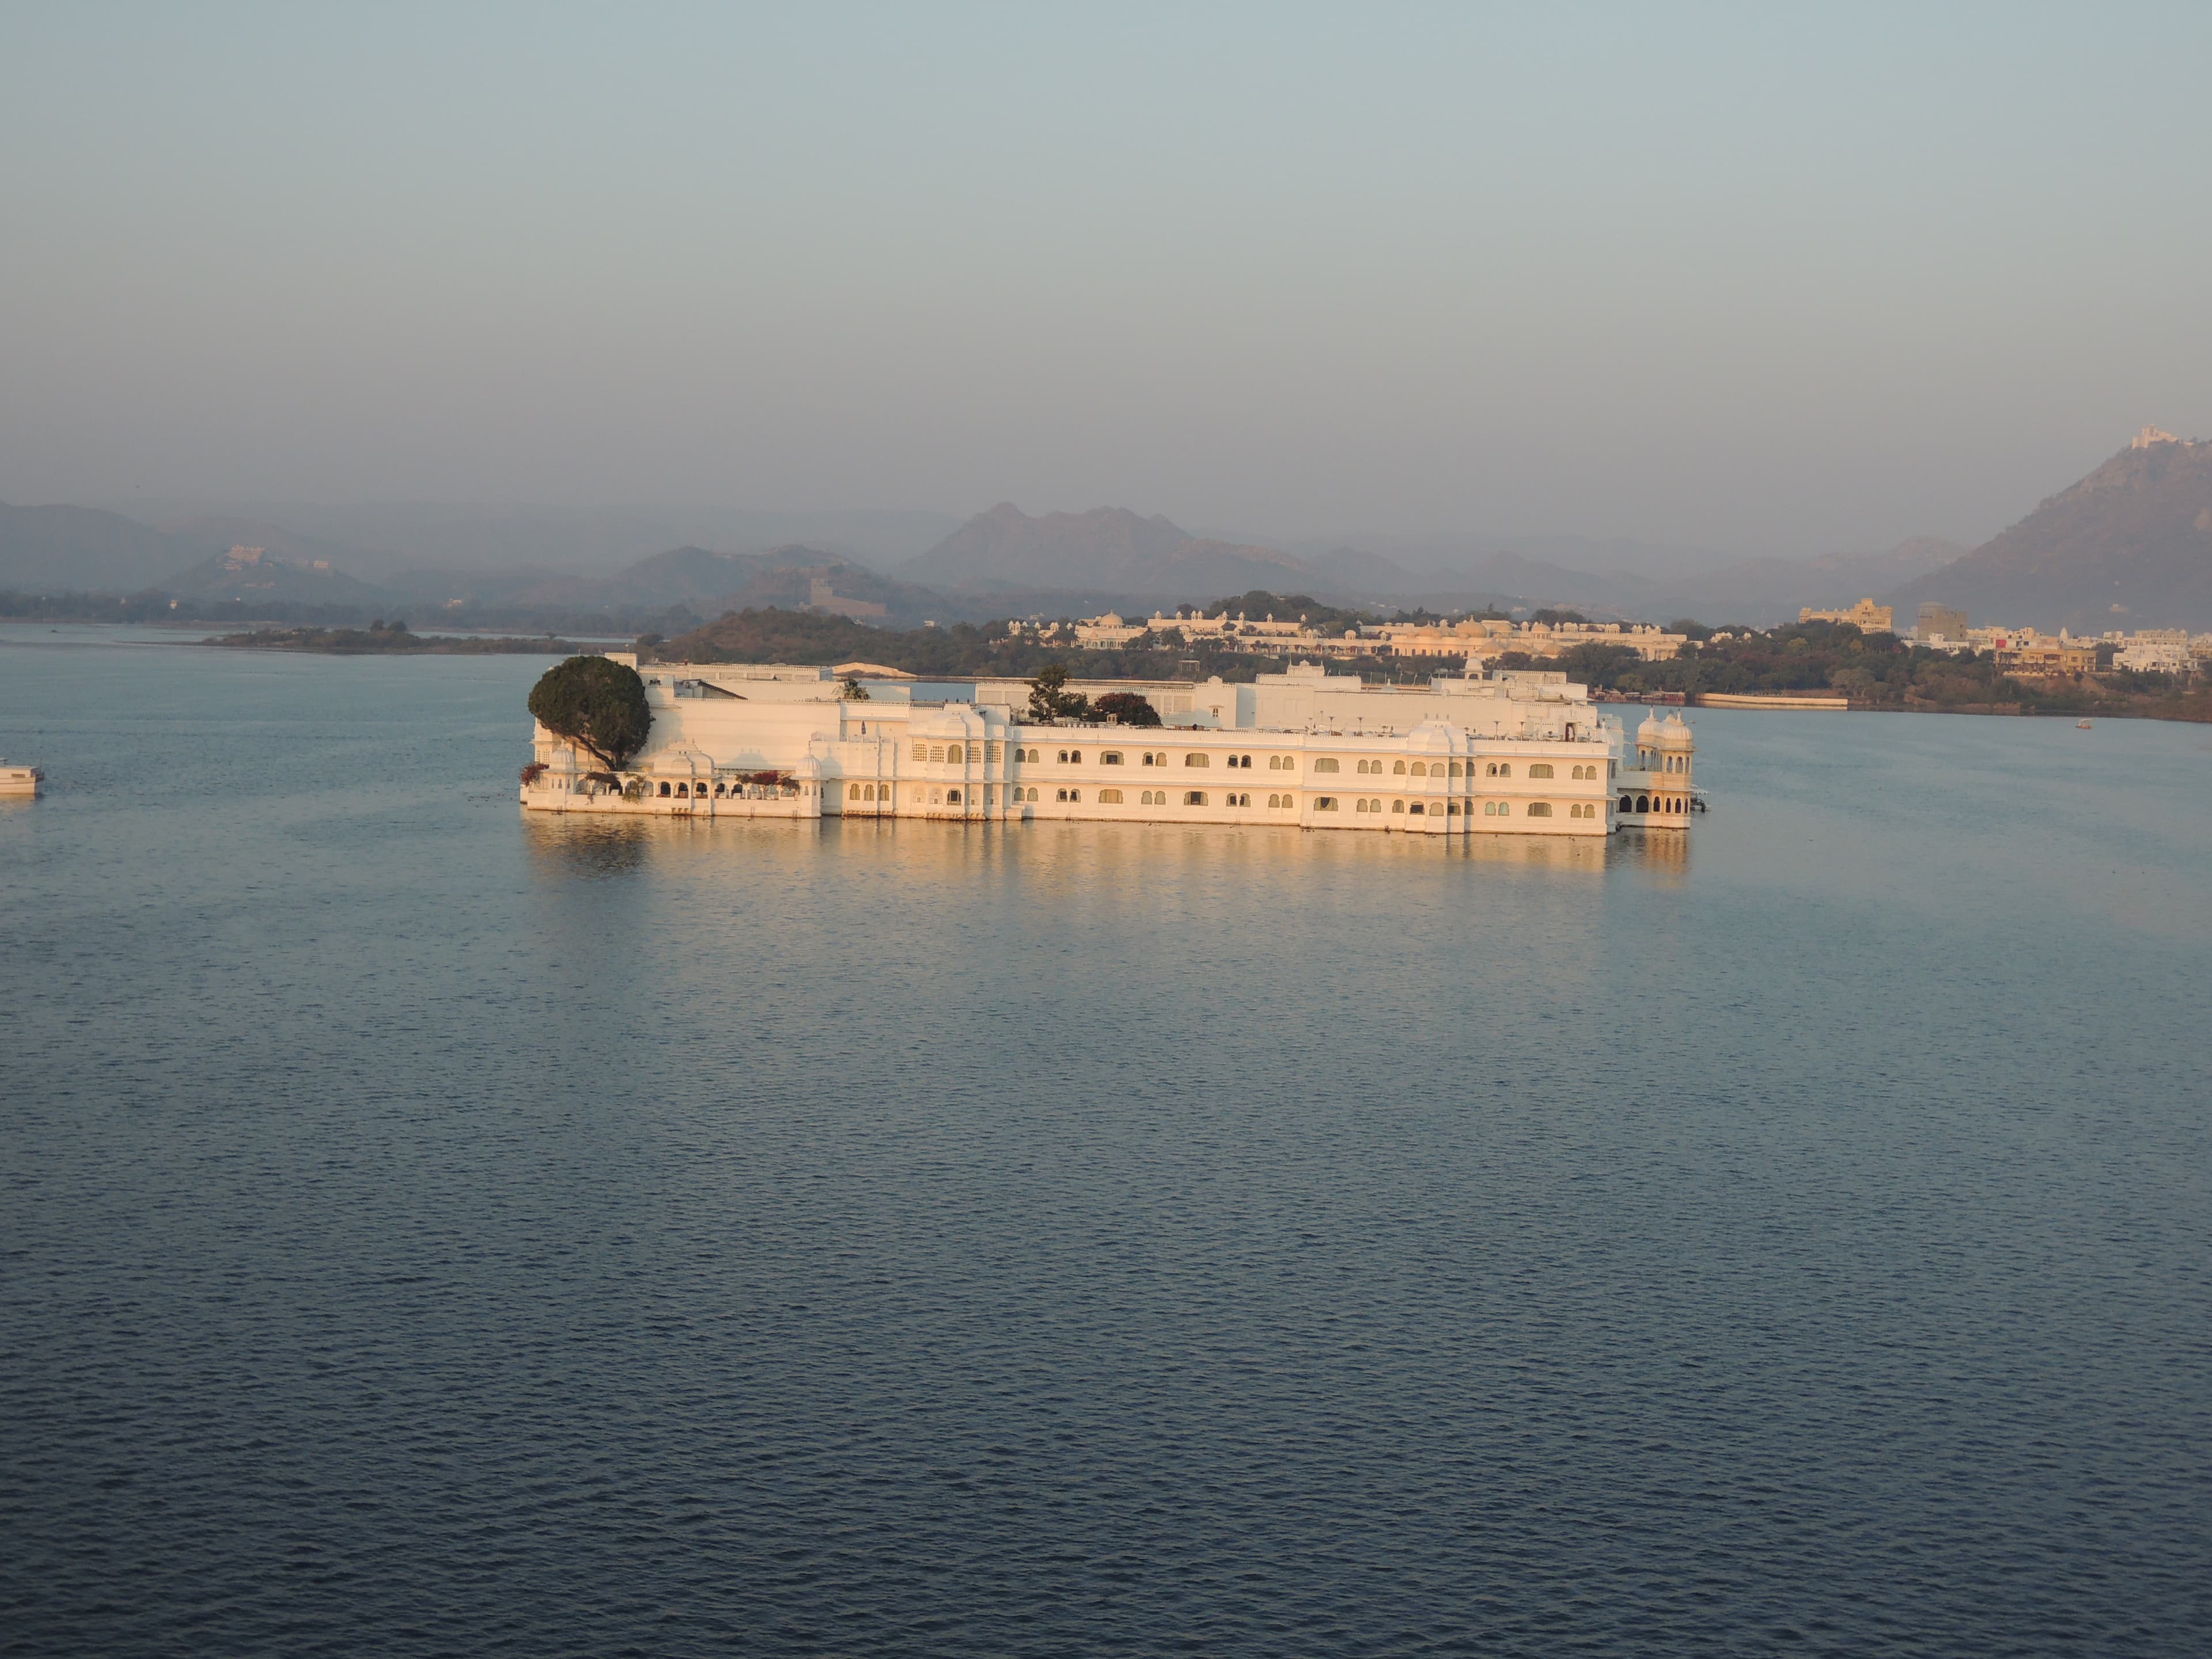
[1893,430,2212,632]
[0,503,220,593]
[896,505,1316,600]
[13,426,2212,636]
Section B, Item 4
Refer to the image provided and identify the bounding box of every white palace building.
[522,658,1698,836]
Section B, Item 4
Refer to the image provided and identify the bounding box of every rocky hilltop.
[1892,429,2212,630]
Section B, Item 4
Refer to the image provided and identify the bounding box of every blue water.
[3,626,2209,1656]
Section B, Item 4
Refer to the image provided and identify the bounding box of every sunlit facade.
[524,660,1695,836]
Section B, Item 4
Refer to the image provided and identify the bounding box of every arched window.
[1637,794,1649,813]
[1184,790,1207,806]
[1056,749,1068,763]
[1411,762,1427,777]
[1619,794,1633,813]
[1055,788,1067,802]
[1268,755,1282,770]
[946,743,963,763]
[865,783,876,801]
[1316,796,1338,810]
[658,781,671,797]
[1100,788,1123,804]
[1355,798,1369,813]
[1142,753,1155,766]
[1391,799,1405,813]
[1314,757,1339,773]
[1267,793,1281,808]
[1450,760,1464,777]
[849,783,861,800]
[1529,763,1554,779]
[1069,751,1082,763]
[1393,760,1407,775]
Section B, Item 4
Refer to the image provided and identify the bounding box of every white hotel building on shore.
[522,659,1698,835]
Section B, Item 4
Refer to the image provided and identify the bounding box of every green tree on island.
[1090,690,1162,727]
[527,655,652,771]
[1026,662,1092,724]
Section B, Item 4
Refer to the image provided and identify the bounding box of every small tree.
[1092,690,1162,727]
[841,675,870,701]
[1026,662,1091,724]
[528,655,652,772]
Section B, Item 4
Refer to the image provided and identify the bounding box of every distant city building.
[1995,641,2097,677]
[1800,598,1894,632]
[2112,630,2197,675]
[1916,602,1968,641]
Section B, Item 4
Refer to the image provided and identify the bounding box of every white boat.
[0,760,43,797]
[2077,719,2093,730]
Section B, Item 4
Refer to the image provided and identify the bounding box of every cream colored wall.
[528,663,1660,837]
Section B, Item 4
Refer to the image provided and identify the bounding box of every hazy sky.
[3,3,2207,555]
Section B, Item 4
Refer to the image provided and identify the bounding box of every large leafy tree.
[1091,691,1162,727]
[527,656,652,771]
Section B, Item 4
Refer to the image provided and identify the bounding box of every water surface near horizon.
[3,629,2209,1656]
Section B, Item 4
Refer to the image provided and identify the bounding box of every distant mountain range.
[7,431,2209,631]
[1891,430,2212,632]
[895,503,1313,598]
[888,502,1965,624]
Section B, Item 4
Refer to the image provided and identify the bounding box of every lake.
[3,624,2208,1656]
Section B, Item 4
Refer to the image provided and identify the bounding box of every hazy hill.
[899,503,1312,597]
[387,543,956,627]
[158,515,385,577]
[121,501,963,578]
[1635,537,1969,627]
[0,502,219,593]
[1890,431,2212,631]
[164,546,391,604]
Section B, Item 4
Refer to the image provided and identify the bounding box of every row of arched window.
[900,745,1622,783]
[660,779,799,799]
[1622,794,1688,815]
